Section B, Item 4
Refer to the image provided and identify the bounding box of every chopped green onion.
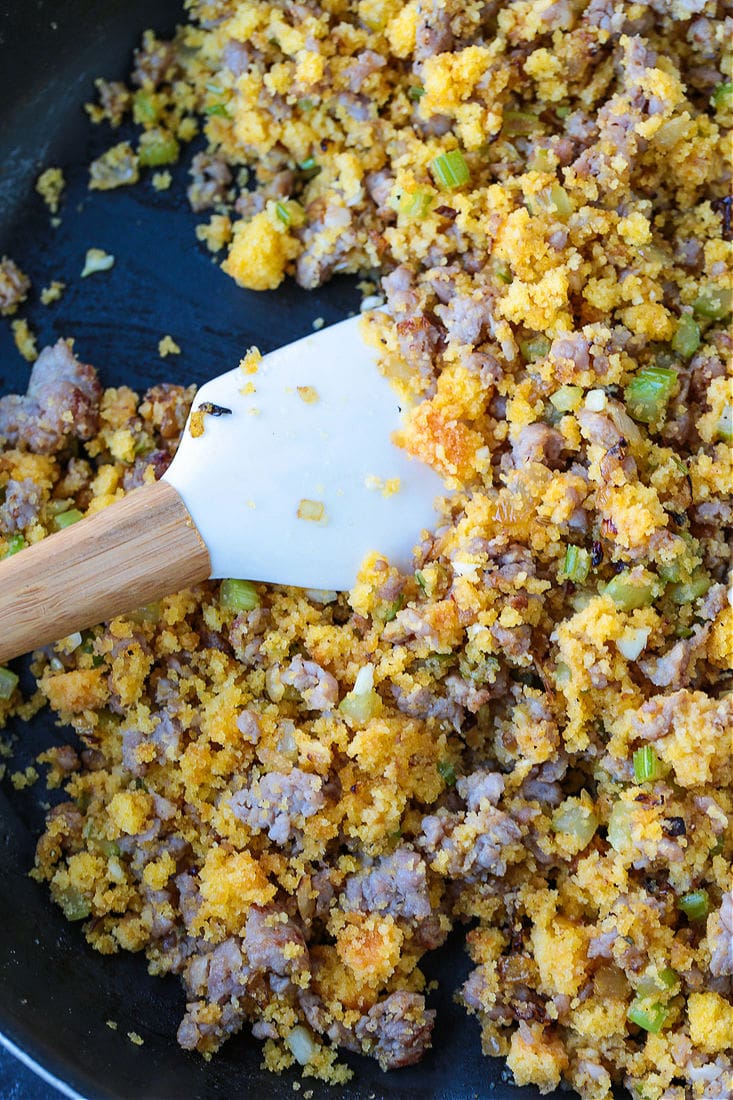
[437,759,457,786]
[716,404,733,443]
[671,314,700,359]
[132,90,158,125]
[711,81,733,114]
[297,97,314,112]
[3,533,26,557]
[399,189,433,219]
[560,545,591,584]
[668,569,710,606]
[692,286,732,321]
[205,82,223,95]
[0,666,19,700]
[205,103,231,118]
[53,509,83,530]
[678,889,709,920]
[220,578,260,611]
[625,366,678,425]
[627,998,668,1034]
[415,570,427,592]
[491,259,513,285]
[550,385,583,413]
[275,201,292,226]
[407,85,425,101]
[502,109,544,136]
[384,593,405,622]
[297,157,321,180]
[138,129,180,167]
[430,149,470,191]
[633,745,660,783]
[555,105,571,119]
[526,184,573,220]
[603,572,658,611]
[519,335,551,362]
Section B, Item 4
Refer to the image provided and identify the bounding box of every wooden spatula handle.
[0,480,211,665]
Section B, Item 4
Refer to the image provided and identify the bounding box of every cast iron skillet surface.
[0,3,553,1097]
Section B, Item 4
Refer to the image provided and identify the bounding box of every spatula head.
[164,315,444,590]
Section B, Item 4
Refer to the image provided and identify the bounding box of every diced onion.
[286,1025,317,1066]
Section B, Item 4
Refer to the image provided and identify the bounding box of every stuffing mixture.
[1,0,732,1097]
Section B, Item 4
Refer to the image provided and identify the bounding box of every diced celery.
[526,185,573,219]
[637,967,678,999]
[491,259,513,285]
[138,129,180,167]
[205,103,231,118]
[384,593,405,621]
[502,109,543,135]
[625,366,678,425]
[668,569,710,606]
[560,545,591,584]
[529,147,554,173]
[692,286,732,321]
[339,689,382,724]
[430,149,470,191]
[519,335,551,362]
[671,314,700,359]
[550,385,583,413]
[633,745,660,783]
[607,800,635,852]
[627,998,668,1034]
[551,798,598,848]
[55,885,91,922]
[132,90,158,125]
[53,509,83,530]
[220,578,260,611]
[3,533,25,558]
[603,571,658,611]
[711,81,733,115]
[407,85,425,101]
[716,404,733,443]
[400,189,434,218]
[678,889,709,920]
[0,666,19,700]
[437,759,457,786]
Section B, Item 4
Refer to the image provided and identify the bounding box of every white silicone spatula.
[0,315,443,663]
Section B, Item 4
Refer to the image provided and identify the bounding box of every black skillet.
[0,3,552,1097]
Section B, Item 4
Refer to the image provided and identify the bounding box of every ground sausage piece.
[414,1,454,60]
[187,152,233,213]
[131,33,177,88]
[230,767,325,844]
[0,477,43,532]
[511,423,566,469]
[0,340,101,453]
[122,449,172,491]
[244,906,309,977]
[281,655,338,710]
[343,846,433,921]
[418,804,522,879]
[0,256,30,315]
[355,991,435,1069]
